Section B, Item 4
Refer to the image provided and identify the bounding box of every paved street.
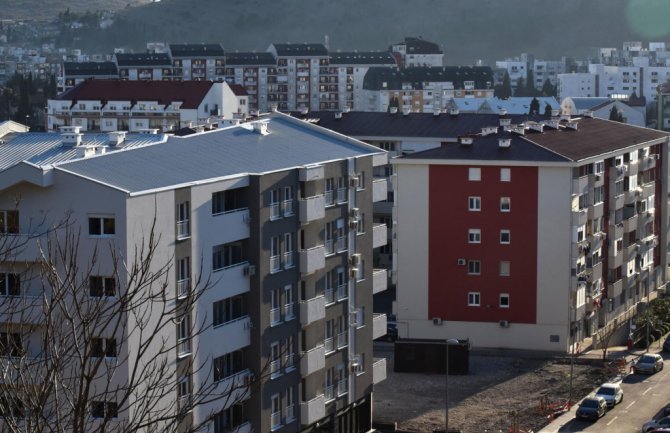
[539,352,670,433]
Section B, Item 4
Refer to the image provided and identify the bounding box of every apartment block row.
[0,114,389,432]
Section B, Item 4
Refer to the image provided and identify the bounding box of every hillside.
[0,0,153,21]
[25,0,670,64]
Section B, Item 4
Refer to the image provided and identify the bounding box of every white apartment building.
[390,37,444,67]
[557,73,598,100]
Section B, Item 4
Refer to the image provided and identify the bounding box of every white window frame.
[467,260,480,275]
[500,230,511,244]
[283,284,294,320]
[468,196,481,211]
[499,293,510,308]
[467,292,480,306]
[270,393,282,430]
[468,229,481,244]
[499,261,510,276]
[468,167,481,181]
[500,197,511,212]
[88,216,115,237]
[500,168,511,182]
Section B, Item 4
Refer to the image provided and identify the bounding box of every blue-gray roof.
[569,98,612,110]
[0,133,167,172]
[57,115,379,194]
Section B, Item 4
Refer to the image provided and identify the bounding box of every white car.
[594,382,623,408]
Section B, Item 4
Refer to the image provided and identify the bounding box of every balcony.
[572,175,588,196]
[177,219,190,239]
[324,190,335,206]
[300,344,325,376]
[624,189,637,205]
[613,193,625,210]
[324,336,335,354]
[336,187,347,203]
[299,165,324,182]
[299,195,326,224]
[373,358,387,384]
[372,268,388,294]
[642,182,655,199]
[609,222,624,240]
[337,379,348,396]
[608,279,623,299]
[641,155,658,171]
[373,178,388,202]
[177,278,190,300]
[0,295,43,325]
[178,338,191,358]
[337,331,348,349]
[571,209,587,227]
[214,369,252,404]
[324,287,335,304]
[623,214,638,233]
[212,315,252,355]
[324,384,335,402]
[373,224,388,249]
[336,284,347,301]
[299,292,325,325]
[299,245,326,274]
[212,208,250,243]
[372,313,387,340]
[301,394,326,426]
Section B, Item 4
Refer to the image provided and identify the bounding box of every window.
[270,342,281,378]
[213,350,244,382]
[177,316,191,356]
[468,196,481,211]
[0,332,22,357]
[593,186,604,204]
[283,285,294,320]
[499,293,510,308]
[468,292,480,306]
[213,296,244,327]
[283,186,294,217]
[0,210,19,234]
[271,288,281,325]
[468,229,481,243]
[499,261,511,276]
[283,233,294,269]
[90,337,116,358]
[356,260,365,281]
[89,276,116,297]
[88,216,115,236]
[285,387,295,422]
[356,213,365,234]
[0,273,20,296]
[270,236,281,273]
[325,178,335,205]
[500,197,511,212]
[213,404,247,433]
[467,260,480,275]
[212,242,244,270]
[270,189,281,220]
[357,306,365,327]
[355,172,365,190]
[177,201,190,238]
[468,167,481,181]
[500,230,511,244]
[500,168,511,182]
[91,401,118,419]
[271,394,281,430]
[212,188,248,215]
[284,335,295,370]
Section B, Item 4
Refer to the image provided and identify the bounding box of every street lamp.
[24,114,30,132]
[445,338,459,433]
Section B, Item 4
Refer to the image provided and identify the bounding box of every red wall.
[428,165,538,324]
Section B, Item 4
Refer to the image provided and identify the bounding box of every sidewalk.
[537,340,666,433]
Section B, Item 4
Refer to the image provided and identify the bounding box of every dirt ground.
[373,350,607,433]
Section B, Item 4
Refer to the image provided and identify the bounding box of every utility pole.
[445,338,459,433]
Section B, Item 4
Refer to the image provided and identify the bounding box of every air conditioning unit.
[457,258,466,266]
[243,265,256,276]
[432,317,443,325]
[349,208,360,218]
[349,254,361,266]
[499,320,510,328]
[349,176,359,187]
[349,220,358,230]
[349,268,358,278]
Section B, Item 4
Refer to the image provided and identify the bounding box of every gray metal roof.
[0,133,167,172]
[57,115,380,194]
[569,97,612,110]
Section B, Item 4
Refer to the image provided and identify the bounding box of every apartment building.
[557,73,597,100]
[47,79,242,132]
[392,113,669,352]
[224,52,276,112]
[59,61,118,93]
[328,52,397,111]
[115,53,172,81]
[0,113,388,432]
[169,43,226,81]
[560,97,645,127]
[390,37,444,67]
[360,66,494,112]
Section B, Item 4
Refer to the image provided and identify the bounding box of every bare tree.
[0,212,263,433]
[596,316,618,361]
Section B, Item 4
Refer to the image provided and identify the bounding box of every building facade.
[0,113,388,432]
[392,114,669,352]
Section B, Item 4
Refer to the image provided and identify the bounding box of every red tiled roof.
[228,84,248,96]
[57,79,215,109]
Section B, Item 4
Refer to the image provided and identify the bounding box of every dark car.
[643,416,670,432]
[575,397,607,421]
[663,335,670,352]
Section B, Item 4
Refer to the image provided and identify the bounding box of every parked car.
[575,397,607,421]
[663,335,670,352]
[634,353,664,374]
[595,382,623,407]
[642,416,670,432]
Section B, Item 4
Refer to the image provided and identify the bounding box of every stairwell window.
[467,292,480,306]
[88,216,115,237]
[499,261,511,276]
[90,337,117,358]
[91,401,118,419]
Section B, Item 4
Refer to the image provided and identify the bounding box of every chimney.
[342,106,351,113]
[138,128,159,135]
[433,108,441,117]
[543,119,560,129]
[499,118,512,128]
[449,108,460,116]
[566,120,579,130]
[481,126,498,136]
[61,128,83,147]
[498,108,507,116]
[76,144,96,159]
[300,107,309,115]
[498,138,511,148]
[582,110,594,118]
[334,111,343,120]
[528,123,544,133]
[459,136,473,146]
[389,106,398,114]
[551,108,561,117]
[253,120,270,135]
[108,131,126,147]
[511,125,526,136]
[402,106,411,116]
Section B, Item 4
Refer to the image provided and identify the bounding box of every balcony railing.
[299,295,326,326]
[325,384,335,401]
[270,307,281,325]
[336,188,347,203]
[270,203,281,220]
[178,394,191,412]
[300,394,325,426]
[325,190,334,206]
[283,251,294,269]
[176,278,190,300]
[270,359,281,378]
[300,345,325,376]
[337,284,347,301]
[324,337,335,353]
[177,219,190,239]
[270,255,281,273]
[324,287,335,304]
[271,411,281,430]
[283,200,294,217]
[177,339,191,357]
[284,353,295,371]
[337,331,348,349]
[284,302,295,320]
[337,379,348,396]
[324,239,334,255]
[336,236,346,252]
[286,404,295,422]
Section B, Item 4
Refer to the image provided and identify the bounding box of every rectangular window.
[177,315,191,356]
[468,167,481,181]
[270,236,281,273]
[500,197,511,212]
[212,242,243,270]
[0,210,19,234]
[270,342,281,378]
[285,387,295,421]
[467,260,481,275]
[91,401,118,419]
[500,168,511,182]
[283,232,294,269]
[88,216,115,236]
[499,293,510,308]
[468,229,481,243]
[356,213,365,234]
[271,394,281,429]
[467,292,480,306]
[213,295,244,327]
[0,332,22,357]
[500,230,511,244]
[283,186,294,217]
[213,350,244,382]
[89,276,116,297]
[283,285,294,320]
[90,337,116,358]
[213,403,246,433]
[212,188,248,215]
[468,196,481,211]
[0,273,20,297]
[325,178,335,206]
[271,288,281,325]
[284,335,295,370]
[270,189,281,220]
[499,261,510,276]
[593,186,604,204]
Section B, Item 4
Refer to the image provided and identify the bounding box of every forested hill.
[0,0,152,21]
[15,0,670,64]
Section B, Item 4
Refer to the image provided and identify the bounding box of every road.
[540,353,670,433]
